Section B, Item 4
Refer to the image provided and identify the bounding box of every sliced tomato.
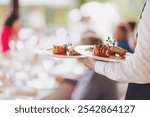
[93,46,100,56]
[53,46,66,55]
[102,47,107,57]
[99,47,103,57]
[105,49,111,57]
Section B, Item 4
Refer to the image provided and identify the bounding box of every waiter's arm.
[94,0,150,84]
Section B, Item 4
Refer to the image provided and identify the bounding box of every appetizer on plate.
[86,37,127,59]
[53,44,80,56]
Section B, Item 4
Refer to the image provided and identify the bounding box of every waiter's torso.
[125,1,150,100]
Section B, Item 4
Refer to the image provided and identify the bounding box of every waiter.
[80,0,150,100]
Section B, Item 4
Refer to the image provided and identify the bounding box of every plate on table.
[43,48,85,59]
[75,45,132,62]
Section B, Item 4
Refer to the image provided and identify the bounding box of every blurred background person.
[0,0,20,54]
[113,24,133,53]
[126,20,137,51]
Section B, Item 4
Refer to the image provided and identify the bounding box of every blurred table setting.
[0,27,86,100]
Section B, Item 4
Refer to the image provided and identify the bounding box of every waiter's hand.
[78,58,97,69]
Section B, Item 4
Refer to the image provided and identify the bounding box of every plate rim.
[75,45,132,62]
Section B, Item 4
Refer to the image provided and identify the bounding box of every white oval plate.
[43,48,86,59]
[75,45,132,62]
